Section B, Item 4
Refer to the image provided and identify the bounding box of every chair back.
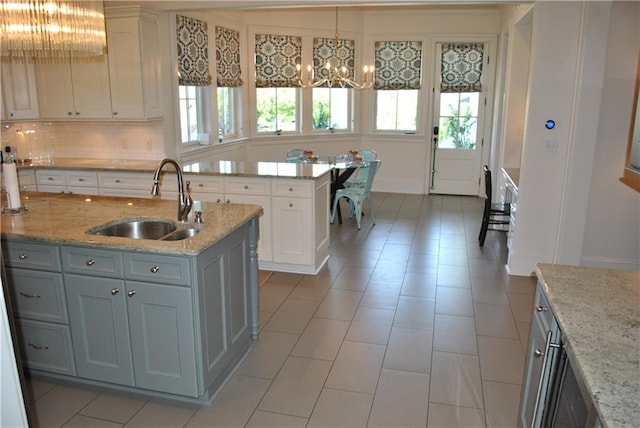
[483,165,492,201]
[287,148,303,158]
[359,149,378,161]
[362,160,381,193]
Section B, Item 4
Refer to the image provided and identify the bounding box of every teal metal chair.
[344,149,378,188]
[330,160,381,230]
[286,148,303,162]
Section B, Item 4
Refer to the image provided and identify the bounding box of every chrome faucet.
[151,158,193,222]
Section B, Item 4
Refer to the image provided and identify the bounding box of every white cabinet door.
[272,196,312,265]
[1,62,39,119]
[106,10,162,119]
[35,62,76,119]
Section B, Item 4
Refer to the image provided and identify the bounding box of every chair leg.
[478,215,490,247]
[355,200,363,230]
[330,195,340,224]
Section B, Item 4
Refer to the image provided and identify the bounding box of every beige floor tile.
[63,414,123,427]
[124,397,198,428]
[259,282,296,313]
[331,266,373,291]
[267,271,304,286]
[23,377,57,404]
[79,391,147,424]
[504,274,536,295]
[470,279,511,305]
[291,317,350,360]
[433,314,478,355]
[401,271,438,299]
[29,384,100,428]
[345,306,394,345]
[427,403,486,428]
[429,351,484,409]
[394,296,435,329]
[288,275,333,301]
[483,381,522,428]
[437,265,471,288]
[307,388,373,428]
[435,287,474,317]
[508,293,536,323]
[259,310,273,328]
[262,298,320,334]
[186,375,271,427]
[477,336,525,384]
[246,410,308,427]
[368,369,430,428]
[325,341,386,394]
[406,253,439,272]
[238,330,300,379]
[474,302,520,339]
[314,289,362,321]
[359,281,401,310]
[258,356,332,417]
[517,322,532,353]
[383,327,433,373]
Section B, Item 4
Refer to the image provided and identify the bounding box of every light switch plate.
[544,139,559,153]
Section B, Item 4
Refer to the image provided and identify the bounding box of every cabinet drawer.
[61,246,124,278]
[36,170,66,186]
[225,178,270,196]
[67,171,98,187]
[533,286,553,330]
[6,268,68,323]
[272,180,312,198]
[15,319,76,376]
[186,174,224,194]
[98,172,150,190]
[2,241,61,271]
[124,253,191,286]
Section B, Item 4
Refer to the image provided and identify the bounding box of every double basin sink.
[88,219,200,241]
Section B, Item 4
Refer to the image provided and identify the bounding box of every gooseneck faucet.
[151,158,193,222]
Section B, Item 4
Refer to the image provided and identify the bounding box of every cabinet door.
[1,62,39,119]
[225,194,272,262]
[70,59,113,119]
[65,274,134,385]
[272,196,312,264]
[126,281,198,397]
[35,62,76,118]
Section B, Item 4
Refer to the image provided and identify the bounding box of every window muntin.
[375,89,418,132]
[312,87,350,131]
[256,87,298,133]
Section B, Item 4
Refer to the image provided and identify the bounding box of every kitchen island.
[11,158,333,274]
[1,191,263,403]
[520,264,639,427]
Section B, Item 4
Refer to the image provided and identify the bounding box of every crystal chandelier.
[296,7,374,90]
[0,0,107,62]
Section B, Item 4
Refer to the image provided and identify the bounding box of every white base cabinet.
[36,170,99,195]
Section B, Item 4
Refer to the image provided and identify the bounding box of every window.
[179,86,201,143]
[313,87,351,131]
[438,92,479,149]
[217,87,235,141]
[215,26,243,142]
[373,40,423,133]
[256,87,297,133]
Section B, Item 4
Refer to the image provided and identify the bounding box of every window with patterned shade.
[312,37,356,87]
[216,26,242,87]
[255,34,302,88]
[176,15,212,86]
[374,41,423,90]
[440,42,484,92]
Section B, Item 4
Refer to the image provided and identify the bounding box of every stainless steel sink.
[89,219,177,240]
[88,219,201,241]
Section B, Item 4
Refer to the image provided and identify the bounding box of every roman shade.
[440,42,484,92]
[216,26,242,87]
[255,34,301,88]
[374,40,422,90]
[176,15,212,86]
[312,37,356,87]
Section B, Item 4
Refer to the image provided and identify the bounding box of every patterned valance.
[313,37,355,87]
[374,41,422,90]
[255,34,301,88]
[176,15,212,86]
[440,42,484,93]
[216,26,243,87]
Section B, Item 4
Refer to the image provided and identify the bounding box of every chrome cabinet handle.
[289,202,294,207]
[28,343,50,350]
[198,183,204,187]
[47,177,54,181]
[150,266,159,273]
[111,288,120,296]
[86,259,95,266]
[226,199,231,203]
[531,330,554,428]
[536,305,548,312]
[244,185,249,189]
[534,349,544,358]
[78,178,85,182]
[19,292,41,298]
[115,179,121,183]
[289,187,294,192]
[127,290,136,297]
[18,253,27,260]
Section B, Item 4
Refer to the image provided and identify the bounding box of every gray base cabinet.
[2,216,258,402]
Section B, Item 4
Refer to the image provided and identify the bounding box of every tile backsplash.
[1,121,165,161]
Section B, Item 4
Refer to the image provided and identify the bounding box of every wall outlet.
[544,139,559,153]
[146,140,152,151]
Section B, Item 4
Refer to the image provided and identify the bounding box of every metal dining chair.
[331,160,381,230]
[286,148,303,162]
[344,149,378,188]
[478,165,510,247]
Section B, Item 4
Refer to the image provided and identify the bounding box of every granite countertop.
[535,263,640,428]
[16,157,333,180]
[1,192,262,256]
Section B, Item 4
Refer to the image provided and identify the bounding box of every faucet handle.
[194,210,203,223]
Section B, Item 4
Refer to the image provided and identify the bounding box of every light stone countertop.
[16,157,333,180]
[1,192,262,256]
[535,263,640,428]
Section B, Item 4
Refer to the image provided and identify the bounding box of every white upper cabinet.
[106,7,163,120]
[36,58,113,119]
[1,62,39,120]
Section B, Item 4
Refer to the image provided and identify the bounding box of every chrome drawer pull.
[19,292,41,298]
[150,266,159,273]
[128,290,136,297]
[78,178,85,182]
[111,288,120,296]
[244,185,249,189]
[289,202,294,207]
[198,183,204,187]
[536,305,547,312]
[289,187,294,191]
[534,349,544,358]
[28,343,50,350]
[18,253,27,260]
[86,259,96,266]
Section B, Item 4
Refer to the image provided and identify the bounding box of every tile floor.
[22,193,537,428]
